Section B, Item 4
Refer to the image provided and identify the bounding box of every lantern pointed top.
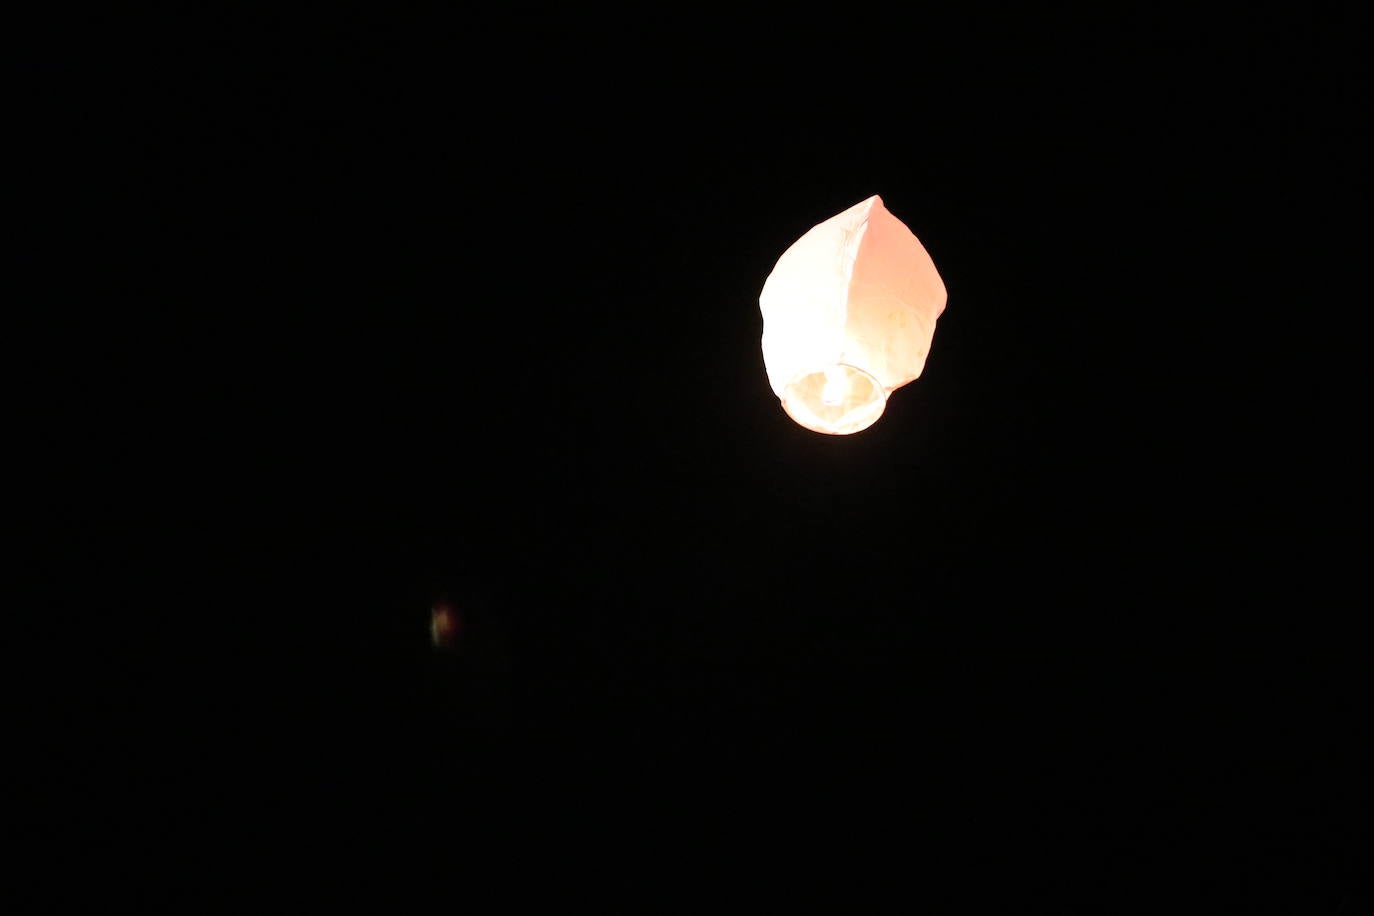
[830,194,885,223]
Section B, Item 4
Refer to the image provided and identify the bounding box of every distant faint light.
[759,195,947,435]
[431,600,461,650]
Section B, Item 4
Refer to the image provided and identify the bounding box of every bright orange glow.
[759,195,947,435]
[820,365,848,406]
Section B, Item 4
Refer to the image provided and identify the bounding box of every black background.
[18,6,1371,911]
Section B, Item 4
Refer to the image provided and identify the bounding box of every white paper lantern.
[759,195,947,435]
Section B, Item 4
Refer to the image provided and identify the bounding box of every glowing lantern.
[759,195,947,435]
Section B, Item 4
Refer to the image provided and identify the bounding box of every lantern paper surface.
[759,195,947,435]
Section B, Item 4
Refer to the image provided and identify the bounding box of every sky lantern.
[759,195,947,435]
[430,599,462,651]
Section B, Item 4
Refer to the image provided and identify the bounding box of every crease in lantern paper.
[838,211,872,371]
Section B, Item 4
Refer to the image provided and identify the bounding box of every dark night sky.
[19,7,1371,911]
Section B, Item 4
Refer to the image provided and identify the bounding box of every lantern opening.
[780,363,886,436]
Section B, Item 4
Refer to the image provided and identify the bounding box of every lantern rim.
[779,363,887,436]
